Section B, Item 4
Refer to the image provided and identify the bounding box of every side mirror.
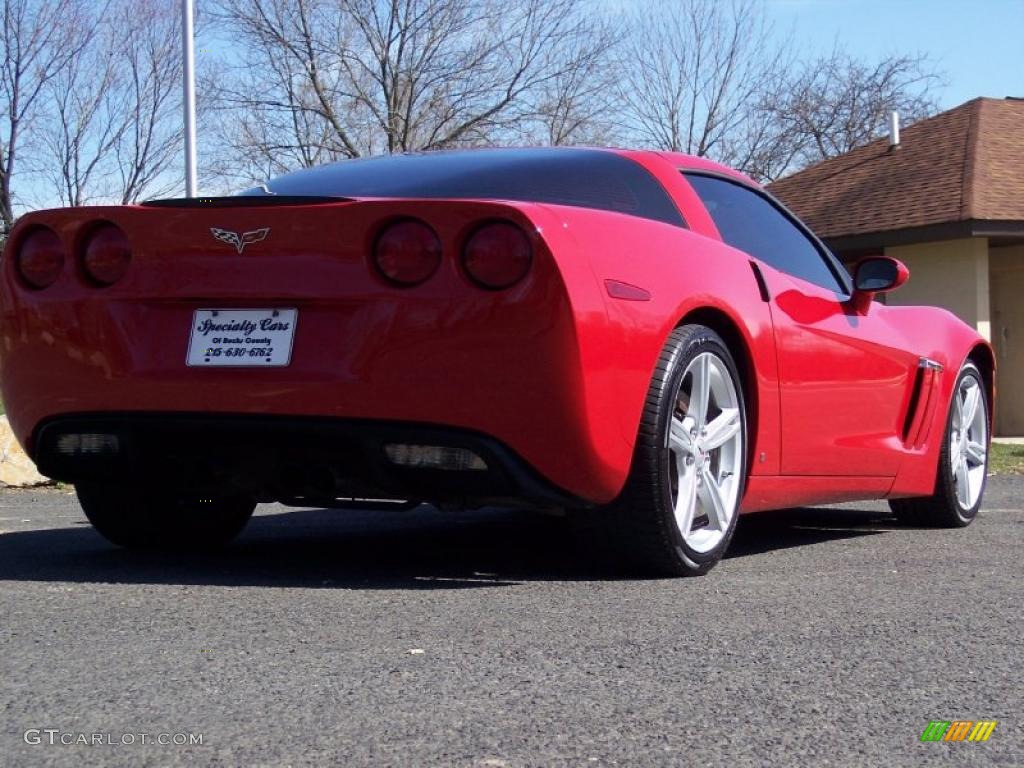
[854,257,909,293]
[851,257,909,311]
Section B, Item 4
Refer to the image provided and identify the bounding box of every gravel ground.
[0,477,1021,767]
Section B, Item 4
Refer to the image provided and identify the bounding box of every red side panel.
[742,475,894,512]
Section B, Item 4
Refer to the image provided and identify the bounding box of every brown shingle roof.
[767,97,1024,239]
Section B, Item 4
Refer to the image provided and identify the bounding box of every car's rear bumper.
[33,413,590,508]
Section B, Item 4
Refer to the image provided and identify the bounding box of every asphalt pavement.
[1,477,1021,767]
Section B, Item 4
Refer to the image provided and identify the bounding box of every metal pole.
[182,0,198,196]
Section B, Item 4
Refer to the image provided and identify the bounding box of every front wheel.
[582,325,748,576]
[889,361,989,527]
[76,483,256,550]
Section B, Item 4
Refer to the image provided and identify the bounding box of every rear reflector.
[16,227,65,289]
[81,223,131,285]
[462,221,532,290]
[373,219,442,286]
[384,444,487,471]
[55,433,120,455]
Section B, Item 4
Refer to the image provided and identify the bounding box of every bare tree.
[617,0,788,159]
[522,15,622,146]
[718,68,806,183]
[614,4,941,182]
[37,0,183,206]
[0,0,89,233]
[768,48,941,172]
[1,0,949,218]
[38,2,118,207]
[206,0,359,182]
[209,0,613,184]
[111,0,184,203]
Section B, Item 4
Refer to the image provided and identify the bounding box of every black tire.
[76,483,256,550]
[579,324,748,576]
[889,361,989,528]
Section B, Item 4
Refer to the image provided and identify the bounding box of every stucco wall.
[990,244,1024,434]
[884,237,991,341]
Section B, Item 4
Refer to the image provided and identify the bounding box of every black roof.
[241,148,685,227]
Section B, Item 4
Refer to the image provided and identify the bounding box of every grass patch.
[990,443,1024,475]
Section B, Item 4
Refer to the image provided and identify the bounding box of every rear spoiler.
[141,195,350,208]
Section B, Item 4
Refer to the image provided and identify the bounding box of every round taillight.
[462,222,532,290]
[16,227,65,289]
[373,219,442,286]
[81,223,131,285]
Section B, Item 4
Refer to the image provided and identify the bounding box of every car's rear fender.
[531,205,782,479]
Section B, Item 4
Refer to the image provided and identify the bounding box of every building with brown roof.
[769,97,1024,434]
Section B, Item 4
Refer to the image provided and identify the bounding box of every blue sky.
[764,0,1024,107]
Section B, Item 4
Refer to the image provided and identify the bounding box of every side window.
[685,173,846,293]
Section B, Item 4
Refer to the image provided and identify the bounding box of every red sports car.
[0,148,994,575]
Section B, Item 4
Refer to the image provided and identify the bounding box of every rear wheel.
[889,361,989,527]
[583,325,747,576]
[76,483,256,550]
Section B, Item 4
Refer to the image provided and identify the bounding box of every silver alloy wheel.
[667,351,744,553]
[950,373,988,511]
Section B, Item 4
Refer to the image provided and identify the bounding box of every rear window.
[241,148,685,227]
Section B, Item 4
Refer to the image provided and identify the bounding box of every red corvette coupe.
[0,148,994,575]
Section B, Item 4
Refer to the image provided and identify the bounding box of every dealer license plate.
[186,308,297,367]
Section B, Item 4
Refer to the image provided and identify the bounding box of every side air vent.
[903,358,944,448]
[902,367,925,441]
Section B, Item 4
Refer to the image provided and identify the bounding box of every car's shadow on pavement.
[0,502,896,588]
